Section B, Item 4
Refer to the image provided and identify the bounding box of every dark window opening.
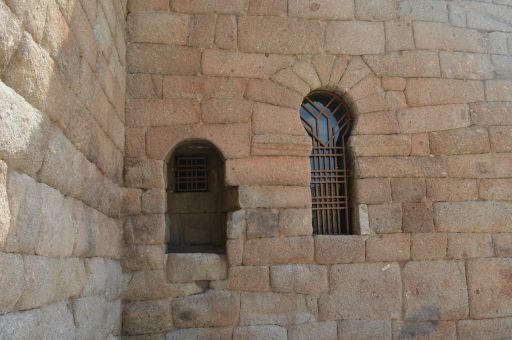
[167,141,227,254]
[300,90,353,235]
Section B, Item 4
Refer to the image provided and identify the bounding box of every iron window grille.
[300,90,353,235]
[175,156,208,192]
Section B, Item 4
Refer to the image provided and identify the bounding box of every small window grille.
[300,90,353,235]
[175,157,208,192]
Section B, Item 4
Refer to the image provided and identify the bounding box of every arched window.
[300,90,353,235]
[167,140,226,253]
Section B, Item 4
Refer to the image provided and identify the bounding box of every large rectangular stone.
[238,186,311,209]
[368,203,402,234]
[352,110,400,135]
[123,299,173,335]
[405,79,484,106]
[469,102,512,126]
[234,325,286,340]
[366,234,410,262]
[429,126,490,155]
[413,22,485,52]
[288,321,337,340]
[171,0,249,14]
[166,253,227,283]
[490,126,512,153]
[0,252,24,313]
[245,79,303,109]
[356,156,447,178]
[202,49,293,79]
[319,262,402,320]
[172,291,240,328]
[350,135,411,157]
[486,80,512,101]
[426,178,478,202]
[127,12,188,44]
[127,43,201,75]
[338,320,391,339]
[288,0,354,19]
[270,264,328,295]
[457,318,512,340]
[243,236,314,265]
[403,261,468,320]
[479,179,512,201]
[253,103,306,136]
[240,292,316,326]
[434,201,512,233]
[466,258,512,318]
[440,52,494,79]
[326,21,385,55]
[411,233,447,261]
[126,99,200,127]
[238,16,323,54]
[354,178,392,204]
[228,266,270,292]
[393,321,456,340]
[364,51,440,78]
[447,233,493,259]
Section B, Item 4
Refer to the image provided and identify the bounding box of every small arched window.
[300,90,353,235]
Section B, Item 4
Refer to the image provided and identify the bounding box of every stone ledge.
[166,253,227,283]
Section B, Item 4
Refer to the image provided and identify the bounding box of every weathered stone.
[410,133,430,156]
[391,178,425,203]
[252,135,311,157]
[289,0,354,19]
[238,186,310,209]
[243,236,314,265]
[0,2,23,72]
[124,159,165,189]
[227,239,243,266]
[314,235,366,264]
[352,111,400,135]
[253,103,305,136]
[382,77,407,91]
[393,321,456,340]
[128,0,170,12]
[470,102,512,126]
[123,299,173,335]
[240,292,316,326]
[398,0,448,22]
[225,157,309,187]
[405,79,484,107]
[367,234,410,262]
[489,126,512,153]
[202,50,293,79]
[355,0,395,20]
[4,0,48,43]
[167,327,232,340]
[385,21,414,52]
[440,52,494,80]
[0,82,52,176]
[429,126,490,155]
[245,79,302,109]
[126,99,200,127]
[434,201,512,233]
[228,266,270,292]
[338,320,392,339]
[127,13,188,44]
[188,15,216,48]
[166,253,227,282]
[202,98,253,124]
[226,210,246,240]
[215,15,237,50]
[426,178,478,202]
[248,0,287,15]
[397,104,470,133]
[447,233,493,259]
[350,135,411,157]
[368,204,402,234]
[479,179,512,201]
[319,262,402,320]
[270,264,328,294]
[326,21,385,55]
[146,123,251,160]
[272,68,310,95]
[364,51,440,78]
[171,0,249,14]
[0,252,24,313]
[238,16,323,54]
[141,189,166,214]
[338,56,372,90]
[411,233,447,261]
[466,258,512,318]
[413,22,485,52]
[278,209,312,236]
[446,153,512,179]
[356,156,448,178]
[457,317,512,340]
[493,233,512,257]
[403,203,434,233]
[127,43,201,75]
[172,290,240,328]
[124,214,167,245]
[288,321,337,340]
[403,261,468,320]
[122,244,164,272]
[234,325,287,340]
[246,209,279,239]
[354,178,391,204]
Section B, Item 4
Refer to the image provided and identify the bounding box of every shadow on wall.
[0,0,126,338]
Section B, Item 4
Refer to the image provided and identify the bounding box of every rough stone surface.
[326,21,385,55]
[411,233,447,261]
[403,261,468,320]
[270,264,328,295]
[166,253,227,283]
[315,235,366,264]
[319,263,402,320]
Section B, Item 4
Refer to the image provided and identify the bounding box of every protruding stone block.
[123,299,173,335]
[166,254,227,283]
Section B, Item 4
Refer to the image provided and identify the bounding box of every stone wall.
[0,0,126,338]
[123,0,512,339]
